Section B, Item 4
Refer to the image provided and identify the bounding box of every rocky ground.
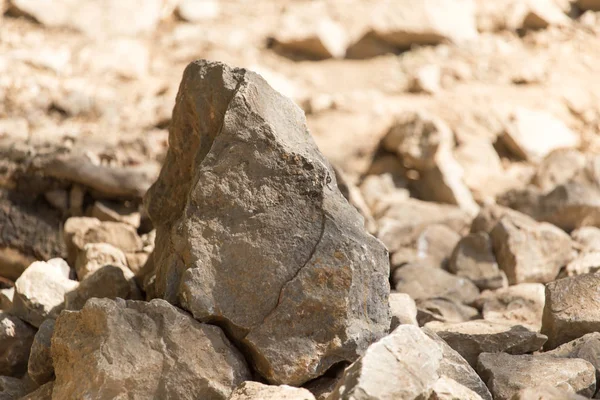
[2,0,600,399]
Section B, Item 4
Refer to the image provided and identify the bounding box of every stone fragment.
[521,0,571,29]
[328,325,443,400]
[394,264,479,304]
[71,220,143,257]
[410,64,442,94]
[0,288,14,311]
[562,251,600,277]
[423,328,493,400]
[448,232,507,290]
[51,298,251,399]
[65,265,141,311]
[417,297,480,325]
[346,0,478,58]
[476,353,596,400]
[18,381,54,400]
[12,261,79,327]
[89,200,141,228]
[10,0,163,37]
[572,227,600,252]
[425,320,547,367]
[542,274,600,349]
[144,60,390,386]
[270,2,347,59]
[177,0,220,22]
[470,203,526,234]
[477,283,545,331]
[454,139,504,202]
[501,108,580,162]
[546,332,600,383]
[74,242,128,280]
[0,376,27,399]
[511,385,588,400]
[0,312,36,377]
[63,217,101,265]
[229,381,316,400]
[490,213,573,284]
[538,182,600,231]
[429,377,484,400]
[389,292,418,330]
[532,149,586,192]
[27,319,54,385]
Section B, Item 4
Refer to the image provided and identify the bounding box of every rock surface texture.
[144,60,391,386]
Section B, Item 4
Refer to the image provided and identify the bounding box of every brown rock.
[417,297,480,325]
[477,283,545,331]
[18,381,54,400]
[89,200,141,228]
[532,149,586,192]
[0,312,36,377]
[542,274,600,349]
[470,203,527,235]
[74,242,128,280]
[538,182,600,232]
[577,0,600,11]
[0,376,27,399]
[229,381,316,400]
[27,319,54,385]
[546,332,600,383]
[511,385,588,400]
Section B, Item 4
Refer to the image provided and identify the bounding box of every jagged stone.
[144,60,390,385]
[27,319,54,385]
[0,312,36,377]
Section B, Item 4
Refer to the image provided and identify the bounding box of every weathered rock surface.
[477,283,545,331]
[394,264,479,304]
[51,298,251,400]
[425,320,547,367]
[546,332,600,383]
[18,381,54,400]
[89,200,141,228]
[389,292,418,330]
[417,297,480,325]
[144,60,391,386]
[70,219,143,261]
[470,203,525,235]
[328,325,443,400]
[27,318,54,385]
[532,149,586,192]
[490,213,573,284]
[12,261,79,327]
[511,385,588,400]
[476,353,596,400]
[542,274,600,349]
[0,376,27,399]
[448,232,507,290]
[229,381,316,400]
[74,242,128,280]
[538,182,600,231]
[0,312,36,377]
[562,251,600,276]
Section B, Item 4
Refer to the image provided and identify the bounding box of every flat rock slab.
[477,352,596,400]
[144,60,390,386]
[51,298,251,400]
[542,273,600,349]
[425,320,547,367]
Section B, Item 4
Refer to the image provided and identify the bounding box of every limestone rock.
[490,213,573,284]
[89,200,141,228]
[501,108,580,162]
[51,298,251,399]
[63,217,101,265]
[470,203,526,235]
[389,292,418,330]
[74,242,128,281]
[511,385,588,400]
[429,377,483,399]
[70,220,143,260]
[477,283,545,331]
[229,381,316,400]
[393,264,479,304]
[476,353,596,400]
[27,319,54,386]
[328,325,443,400]
[0,312,36,377]
[144,60,390,386]
[563,251,600,277]
[0,376,27,399]
[538,182,600,231]
[9,0,163,37]
[12,261,79,327]
[417,297,480,325]
[64,265,141,311]
[423,328,493,400]
[546,332,600,383]
[425,320,547,367]
[409,65,442,95]
[177,0,220,22]
[532,149,586,192]
[448,232,507,290]
[571,227,600,252]
[542,274,600,349]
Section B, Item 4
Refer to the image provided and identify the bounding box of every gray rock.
[546,332,600,383]
[27,319,55,385]
[0,376,27,399]
[144,60,390,386]
[328,325,443,400]
[12,261,79,327]
[64,265,142,311]
[51,298,250,400]
[477,353,596,400]
[18,381,54,400]
[490,213,573,284]
[394,264,479,304]
[448,232,507,290]
[0,312,36,377]
[417,297,480,325]
[229,381,316,400]
[425,320,547,367]
[477,283,545,331]
[389,292,418,330]
[542,274,600,349]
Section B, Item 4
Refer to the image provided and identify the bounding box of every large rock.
[490,213,573,284]
[51,298,251,400]
[9,0,162,37]
[476,353,596,400]
[425,320,547,367]
[328,325,443,400]
[27,319,54,385]
[0,312,36,377]
[542,274,600,349]
[229,381,316,400]
[144,60,391,386]
[12,261,79,328]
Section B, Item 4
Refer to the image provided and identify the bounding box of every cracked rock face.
[144,60,391,385]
